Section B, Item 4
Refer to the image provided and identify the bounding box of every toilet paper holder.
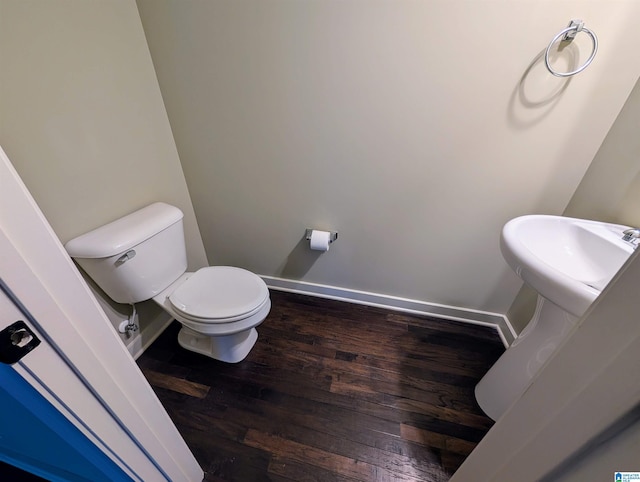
[305,229,338,244]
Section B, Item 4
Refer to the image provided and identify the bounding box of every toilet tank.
[65,202,188,304]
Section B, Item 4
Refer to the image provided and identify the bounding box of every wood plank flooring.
[137,291,504,481]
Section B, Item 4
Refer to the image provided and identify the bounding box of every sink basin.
[476,214,634,421]
[501,215,633,317]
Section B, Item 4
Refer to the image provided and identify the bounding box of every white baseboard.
[125,277,517,358]
[261,275,516,347]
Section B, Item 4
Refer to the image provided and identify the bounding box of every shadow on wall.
[507,46,575,130]
[277,235,324,279]
[503,42,579,332]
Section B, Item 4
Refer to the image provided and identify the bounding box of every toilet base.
[177,326,258,363]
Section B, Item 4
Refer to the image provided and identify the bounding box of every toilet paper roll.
[310,230,331,252]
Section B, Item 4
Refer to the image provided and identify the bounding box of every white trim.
[261,275,515,347]
[0,232,155,481]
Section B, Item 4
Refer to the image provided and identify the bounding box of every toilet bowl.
[153,267,271,362]
[64,202,271,363]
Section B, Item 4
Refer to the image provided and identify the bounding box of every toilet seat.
[168,266,269,323]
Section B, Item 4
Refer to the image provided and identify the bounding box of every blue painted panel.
[0,363,132,482]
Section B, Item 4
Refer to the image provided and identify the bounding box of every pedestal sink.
[475,215,634,421]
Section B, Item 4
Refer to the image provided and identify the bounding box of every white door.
[0,146,203,481]
[0,271,134,481]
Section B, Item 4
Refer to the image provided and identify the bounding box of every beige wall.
[508,76,640,333]
[565,77,640,226]
[0,1,208,331]
[3,0,638,330]
[137,0,640,316]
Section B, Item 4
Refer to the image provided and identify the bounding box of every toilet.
[64,202,271,363]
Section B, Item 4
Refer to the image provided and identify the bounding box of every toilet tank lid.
[64,202,184,258]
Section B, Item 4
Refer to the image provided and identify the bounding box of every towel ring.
[544,20,598,77]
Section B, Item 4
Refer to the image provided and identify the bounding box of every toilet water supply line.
[118,304,139,334]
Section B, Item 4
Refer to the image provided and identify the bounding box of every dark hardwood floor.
[137,290,504,481]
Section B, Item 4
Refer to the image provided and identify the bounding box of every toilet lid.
[169,266,269,320]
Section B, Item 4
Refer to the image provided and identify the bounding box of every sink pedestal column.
[475,295,578,421]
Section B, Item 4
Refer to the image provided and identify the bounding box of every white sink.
[476,215,634,421]
[501,215,633,317]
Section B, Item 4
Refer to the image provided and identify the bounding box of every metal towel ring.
[544,20,598,77]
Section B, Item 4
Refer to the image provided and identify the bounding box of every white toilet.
[65,202,271,363]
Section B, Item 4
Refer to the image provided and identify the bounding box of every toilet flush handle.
[115,249,136,265]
